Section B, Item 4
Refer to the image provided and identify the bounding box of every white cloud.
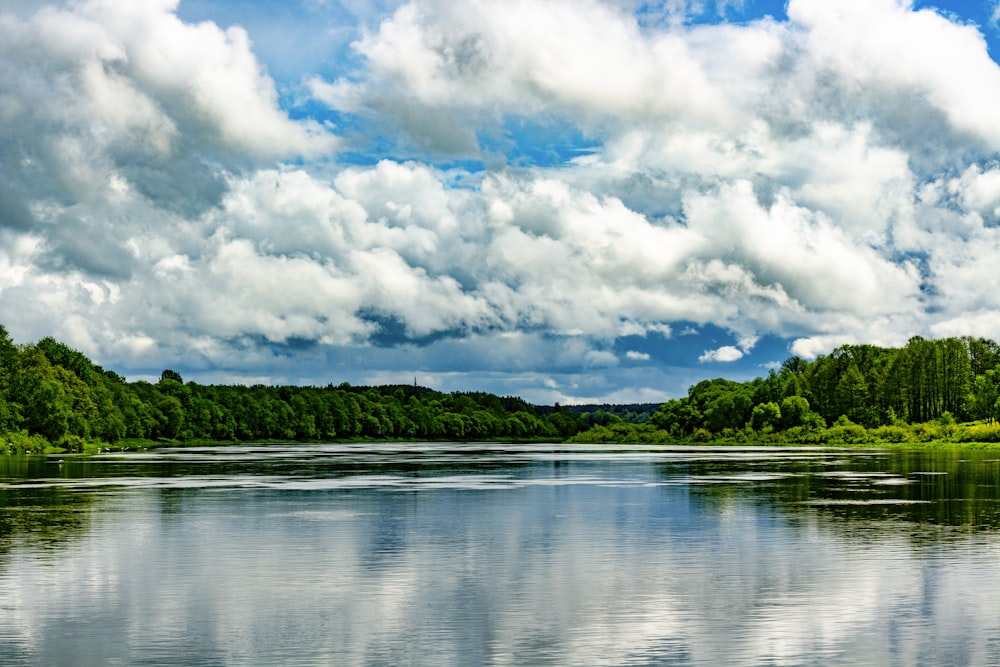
[683,180,922,318]
[788,0,1000,150]
[950,163,1000,219]
[699,346,744,363]
[8,0,1000,400]
[312,0,736,153]
[789,335,857,360]
[1,1,336,162]
[931,311,1000,340]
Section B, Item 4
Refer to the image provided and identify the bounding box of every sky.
[4,0,1000,404]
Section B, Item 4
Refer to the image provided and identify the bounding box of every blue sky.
[4,0,1000,403]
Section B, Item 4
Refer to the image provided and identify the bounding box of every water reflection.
[1,444,1000,665]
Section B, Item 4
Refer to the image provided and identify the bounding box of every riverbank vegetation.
[0,325,591,453]
[572,335,1000,447]
[3,324,1000,452]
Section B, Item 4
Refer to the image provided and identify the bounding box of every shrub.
[803,412,827,430]
[3,431,51,454]
[910,422,958,442]
[954,423,1000,443]
[872,425,916,444]
[57,433,87,453]
[823,423,871,444]
[692,428,713,442]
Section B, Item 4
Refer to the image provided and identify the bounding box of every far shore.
[14,432,1000,456]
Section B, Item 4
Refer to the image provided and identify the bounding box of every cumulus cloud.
[311,0,735,154]
[699,346,745,363]
[5,0,1000,401]
[0,1,335,204]
[699,333,758,363]
[950,163,1000,220]
[788,0,1000,150]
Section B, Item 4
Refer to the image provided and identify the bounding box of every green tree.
[969,372,1000,423]
[16,348,73,442]
[779,395,811,429]
[836,364,869,425]
[160,369,184,383]
[151,392,184,440]
[750,402,781,431]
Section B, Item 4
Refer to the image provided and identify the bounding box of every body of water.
[1,443,1000,666]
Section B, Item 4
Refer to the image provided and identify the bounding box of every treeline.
[573,335,1000,444]
[0,325,588,452]
[7,324,1000,452]
[558,403,661,425]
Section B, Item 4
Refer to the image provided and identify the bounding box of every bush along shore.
[568,412,1000,448]
[3,324,1000,452]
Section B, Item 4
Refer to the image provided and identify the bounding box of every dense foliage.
[5,324,1000,452]
[572,335,1000,445]
[559,403,661,425]
[0,325,589,452]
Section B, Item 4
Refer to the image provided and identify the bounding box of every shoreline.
[10,435,1000,456]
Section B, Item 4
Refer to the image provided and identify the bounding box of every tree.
[0,324,18,389]
[16,348,73,442]
[547,407,584,438]
[780,396,811,429]
[836,364,869,425]
[704,395,738,432]
[160,369,184,384]
[965,336,1000,377]
[750,402,781,431]
[151,392,184,440]
[969,372,1000,423]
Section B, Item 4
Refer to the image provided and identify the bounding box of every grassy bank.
[566,418,1000,449]
[1,433,570,455]
[7,415,1000,455]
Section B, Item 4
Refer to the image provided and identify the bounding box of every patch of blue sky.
[479,116,599,169]
[695,0,787,25]
[615,322,793,369]
[285,98,350,128]
[635,0,787,28]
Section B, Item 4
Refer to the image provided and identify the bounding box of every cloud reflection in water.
[0,444,999,665]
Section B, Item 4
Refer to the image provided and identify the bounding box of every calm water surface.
[2,443,1000,666]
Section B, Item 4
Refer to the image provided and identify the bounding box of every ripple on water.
[680,472,798,485]
[800,499,932,506]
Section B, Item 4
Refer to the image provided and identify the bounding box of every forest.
[0,325,592,453]
[572,335,1000,446]
[3,323,1000,453]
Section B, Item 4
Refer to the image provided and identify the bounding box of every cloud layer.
[3,0,1000,402]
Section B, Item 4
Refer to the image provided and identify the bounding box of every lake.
[1,443,1000,666]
